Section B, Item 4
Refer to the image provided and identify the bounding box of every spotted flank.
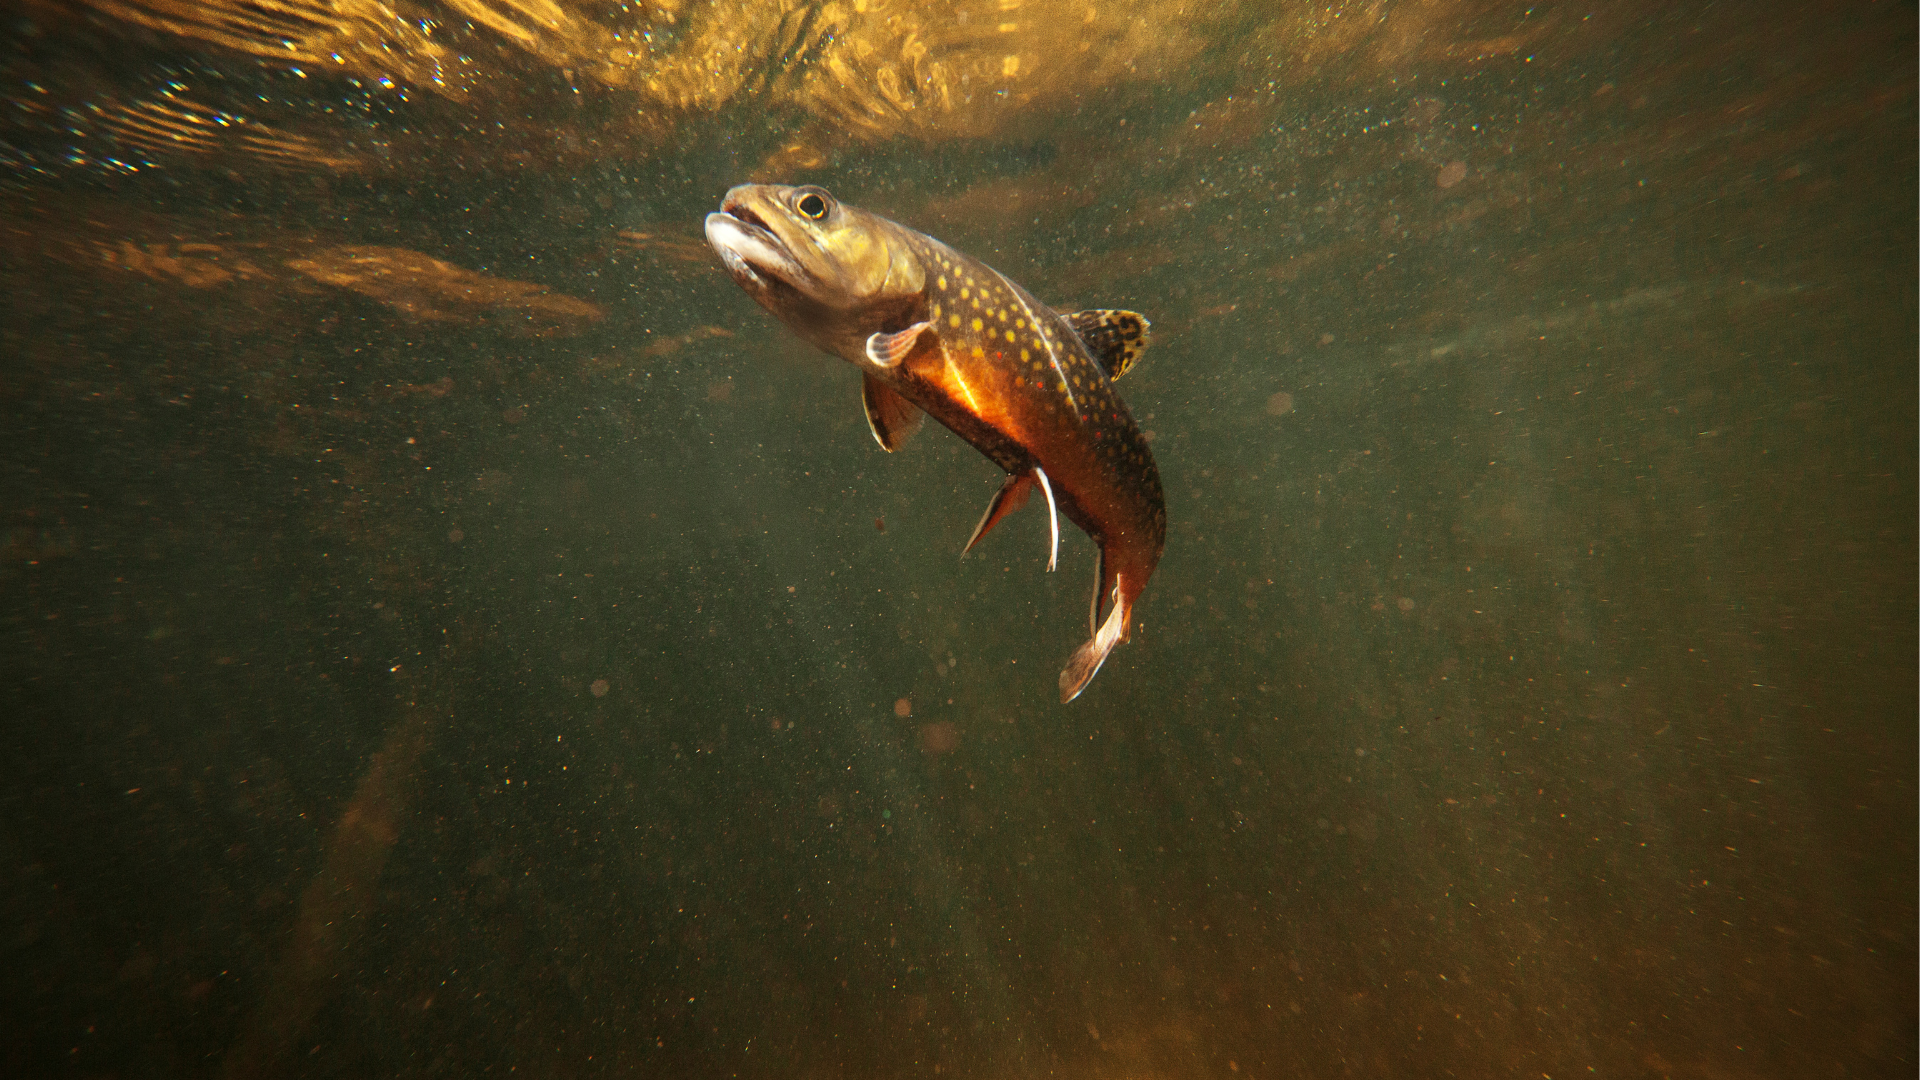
[705,183,1167,703]
[1063,309,1151,380]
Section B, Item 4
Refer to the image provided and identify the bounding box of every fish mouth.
[704,201,809,294]
[723,199,773,236]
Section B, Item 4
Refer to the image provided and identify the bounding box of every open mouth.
[704,202,804,291]
[721,200,772,235]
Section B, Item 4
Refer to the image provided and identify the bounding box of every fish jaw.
[704,207,815,310]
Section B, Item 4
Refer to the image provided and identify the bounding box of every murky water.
[3,2,1914,1077]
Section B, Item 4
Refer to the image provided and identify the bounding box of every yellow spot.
[1003,55,1021,77]
[972,345,985,357]
[971,318,984,331]
[949,314,961,327]
[960,287,969,299]
[1016,319,1026,329]
[1020,349,1030,360]
[938,276,947,289]
[1005,330,1017,342]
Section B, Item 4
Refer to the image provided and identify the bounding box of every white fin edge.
[1060,579,1126,703]
[864,321,931,369]
[1033,466,1060,573]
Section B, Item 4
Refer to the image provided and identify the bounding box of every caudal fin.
[1059,584,1128,703]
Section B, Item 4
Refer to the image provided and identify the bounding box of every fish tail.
[1059,578,1128,703]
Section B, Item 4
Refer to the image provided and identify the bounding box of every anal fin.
[861,374,924,452]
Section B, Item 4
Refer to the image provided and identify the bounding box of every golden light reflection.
[613,229,716,264]
[434,0,654,87]
[91,0,484,97]
[1265,0,1559,79]
[94,94,362,170]
[102,238,270,288]
[5,199,604,341]
[75,0,1212,146]
[285,246,605,334]
[57,0,1568,173]
[647,0,1210,145]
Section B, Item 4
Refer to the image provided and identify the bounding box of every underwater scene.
[2,0,1915,1076]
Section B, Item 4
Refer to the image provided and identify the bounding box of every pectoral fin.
[861,374,924,452]
[1062,309,1151,380]
[865,320,934,369]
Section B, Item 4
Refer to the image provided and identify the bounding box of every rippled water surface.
[3,2,1915,1077]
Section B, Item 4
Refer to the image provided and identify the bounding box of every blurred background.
[2,1,1914,1076]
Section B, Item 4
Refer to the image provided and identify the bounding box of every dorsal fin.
[1062,309,1151,380]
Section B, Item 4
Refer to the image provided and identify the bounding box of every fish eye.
[795,189,833,220]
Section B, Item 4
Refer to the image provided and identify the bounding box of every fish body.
[704,184,1165,702]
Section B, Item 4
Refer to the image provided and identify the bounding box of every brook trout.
[704,184,1165,702]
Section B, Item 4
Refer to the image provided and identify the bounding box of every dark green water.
[3,2,1914,1077]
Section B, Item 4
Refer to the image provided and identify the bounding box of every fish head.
[705,185,927,351]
